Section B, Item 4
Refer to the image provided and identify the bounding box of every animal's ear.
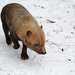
[40,25,43,29]
[26,30,32,37]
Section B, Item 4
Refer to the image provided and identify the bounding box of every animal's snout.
[37,47,46,55]
[41,47,46,54]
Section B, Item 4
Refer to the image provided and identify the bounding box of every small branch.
[47,19,55,23]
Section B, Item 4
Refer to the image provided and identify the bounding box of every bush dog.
[1,3,46,60]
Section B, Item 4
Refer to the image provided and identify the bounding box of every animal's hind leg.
[2,20,12,45]
[10,33,20,49]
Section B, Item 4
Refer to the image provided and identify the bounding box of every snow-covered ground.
[0,0,75,75]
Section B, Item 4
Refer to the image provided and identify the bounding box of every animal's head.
[24,25,46,55]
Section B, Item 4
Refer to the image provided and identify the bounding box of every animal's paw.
[6,35,12,45]
[21,54,29,60]
[13,44,20,49]
[6,39,12,45]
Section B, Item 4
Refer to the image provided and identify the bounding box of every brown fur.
[1,3,46,60]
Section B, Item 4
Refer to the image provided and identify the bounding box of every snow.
[0,0,75,75]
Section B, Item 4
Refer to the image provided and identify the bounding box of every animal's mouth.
[37,51,46,55]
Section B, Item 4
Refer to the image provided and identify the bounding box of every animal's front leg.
[21,43,29,60]
[10,33,20,49]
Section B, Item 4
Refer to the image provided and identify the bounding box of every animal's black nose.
[42,52,46,55]
[38,51,46,55]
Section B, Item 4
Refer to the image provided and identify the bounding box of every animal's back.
[1,3,29,19]
[1,3,36,27]
[1,3,37,34]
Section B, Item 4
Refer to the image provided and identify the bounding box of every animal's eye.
[34,44,40,46]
